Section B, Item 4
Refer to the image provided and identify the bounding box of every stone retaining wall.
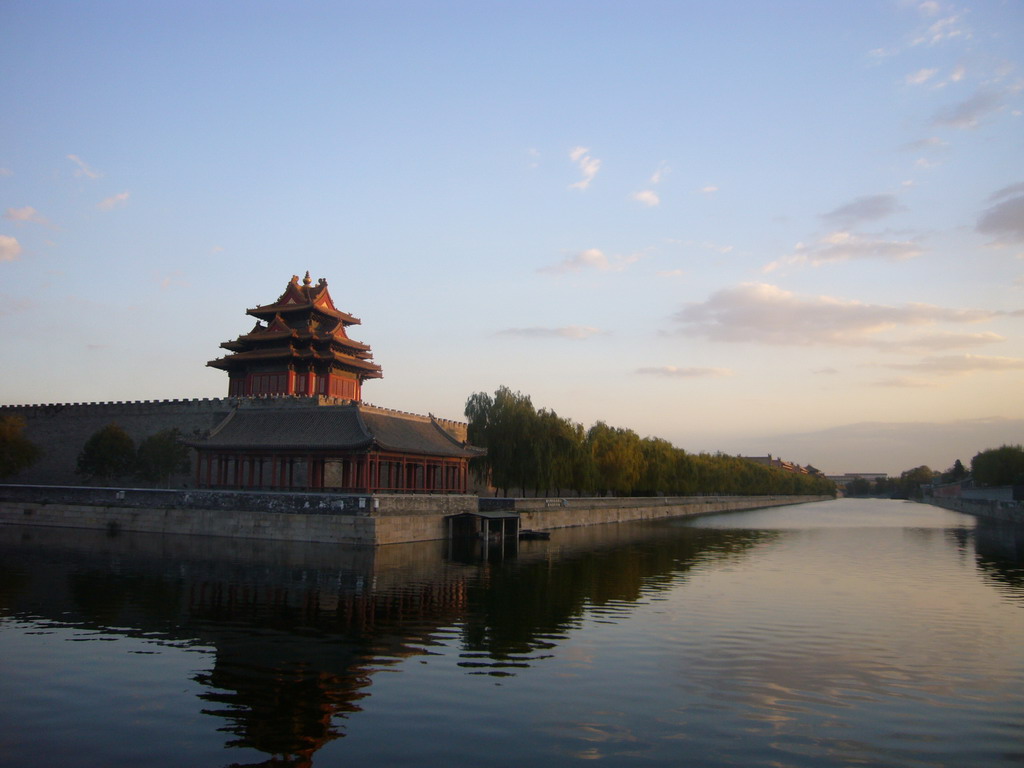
[0,486,477,545]
[513,495,832,530]
[927,496,1024,524]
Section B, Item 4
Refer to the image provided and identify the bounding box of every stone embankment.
[0,485,834,545]
[927,496,1024,525]
[485,494,834,531]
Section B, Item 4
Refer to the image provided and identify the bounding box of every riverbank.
[0,485,834,544]
[926,495,1024,524]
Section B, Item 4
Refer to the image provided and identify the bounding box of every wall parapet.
[0,484,474,517]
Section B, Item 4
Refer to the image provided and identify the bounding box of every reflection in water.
[1,500,1022,768]
[0,521,772,766]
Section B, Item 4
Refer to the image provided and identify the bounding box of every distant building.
[742,454,819,476]
[826,472,888,488]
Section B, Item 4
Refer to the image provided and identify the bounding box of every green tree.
[941,459,969,483]
[0,414,41,479]
[136,429,190,487]
[896,465,936,498]
[77,423,136,483]
[972,445,1024,487]
[587,422,643,495]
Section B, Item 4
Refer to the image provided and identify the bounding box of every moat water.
[1,498,1022,768]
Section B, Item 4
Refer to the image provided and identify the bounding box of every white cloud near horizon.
[636,366,733,378]
[671,282,998,348]
[887,353,1024,375]
[67,154,100,179]
[0,235,22,261]
[764,231,922,271]
[97,191,130,211]
[497,325,605,340]
[568,146,601,190]
[539,248,640,274]
[4,206,48,225]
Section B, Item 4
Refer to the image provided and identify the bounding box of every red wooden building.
[208,272,382,400]
[193,274,481,494]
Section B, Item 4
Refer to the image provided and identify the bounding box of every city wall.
[0,487,477,545]
[493,494,834,530]
[0,486,832,545]
[1,396,470,487]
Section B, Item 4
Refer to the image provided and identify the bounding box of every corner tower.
[208,272,382,399]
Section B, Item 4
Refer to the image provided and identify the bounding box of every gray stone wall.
[1,398,238,486]
[1,395,471,487]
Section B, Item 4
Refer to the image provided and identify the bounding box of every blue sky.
[2,0,1022,475]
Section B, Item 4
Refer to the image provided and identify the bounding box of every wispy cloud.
[976,191,1024,245]
[871,376,942,389]
[887,354,1024,375]
[932,89,1004,128]
[764,231,922,272]
[821,194,905,227]
[0,168,12,177]
[539,248,639,274]
[912,12,969,46]
[906,67,938,85]
[636,366,733,378]
[631,190,660,207]
[568,146,601,190]
[0,235,22,262]
[671,282,997,348]
[67,154,100,179]
[97,191,130,211]
[497,325,604,340]
[4,206,48,225]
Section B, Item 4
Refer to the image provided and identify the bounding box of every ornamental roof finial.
[303,271,312,286]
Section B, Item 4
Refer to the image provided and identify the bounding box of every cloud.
[821,194,904,226]
[210,245,225,254]
[568,146,601,190]
[0,168,12,177]
[932,89,1003,128]
[649,164,669,184]
[887,353,1024,375]
[0,235,22,261]
[636,366,732,378]
[539,248,639,274]
[670,282,997,347]
[988,182,1024,202]
[657,269,685,277]
[906,68,938,85]
[764,231,922,271]
[871,376,942,389]
[4,206,48,225]
[497,325,604,340]
[976,193,1024,245]
[913,13,969,45]
[97,191,130,211]
[631,190,660,207]
[699,185,720,194]
[903,136,948,153]
[67,154,100,179]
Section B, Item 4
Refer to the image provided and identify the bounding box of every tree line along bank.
[464,386,836,498]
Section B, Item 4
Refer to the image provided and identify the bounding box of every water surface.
[1,498,1022,767]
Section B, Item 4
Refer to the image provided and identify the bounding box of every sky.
[2,1,1022,476]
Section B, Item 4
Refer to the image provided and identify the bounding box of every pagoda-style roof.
[207,273,383,383]
[193,403,482,459]
[247,273,360,326]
